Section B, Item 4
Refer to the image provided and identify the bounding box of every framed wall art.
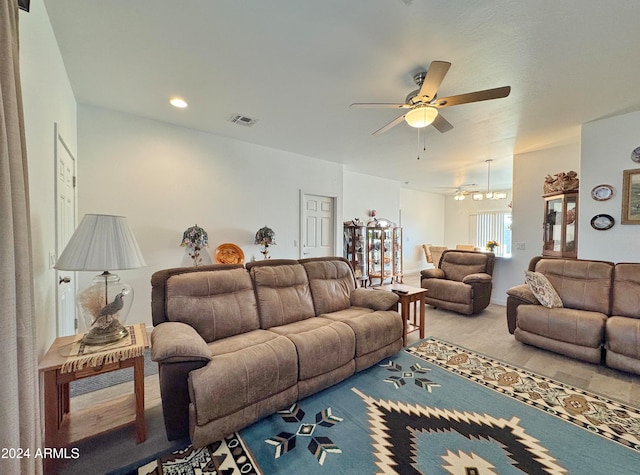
[621,168,640,224]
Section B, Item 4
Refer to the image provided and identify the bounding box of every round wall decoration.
[590,214,615,230]
[632,146,640,163]
[590,184,614,201]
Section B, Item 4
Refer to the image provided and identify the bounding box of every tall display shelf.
[542,190,578,258]
[366,222,403,286]
[343,223,368,286]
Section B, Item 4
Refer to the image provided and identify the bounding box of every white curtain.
[470,211,511,255]
[0,1,42,473]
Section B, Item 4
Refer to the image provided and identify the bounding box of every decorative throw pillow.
[525,271,563,309]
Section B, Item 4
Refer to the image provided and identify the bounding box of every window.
[469,211,512,257]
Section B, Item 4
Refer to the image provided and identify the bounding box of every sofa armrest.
[151,321,212,364]
[421,268,445,279]
[506,284,539,305]
[351,288,399,311]
[505,284,541,334]
[462,272,492,284]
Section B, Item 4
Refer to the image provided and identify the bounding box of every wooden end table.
[38,323,149,472]
[375,284,427,346]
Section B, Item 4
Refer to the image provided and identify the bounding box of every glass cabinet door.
[366,224,403,286]
[565,194,577,255]
[544,197,563,253]
[542,191,578,258]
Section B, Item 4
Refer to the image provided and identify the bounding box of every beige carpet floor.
[57,272,640,474]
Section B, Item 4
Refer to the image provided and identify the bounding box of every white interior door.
[301,193,335,258]
[55,125,77,336]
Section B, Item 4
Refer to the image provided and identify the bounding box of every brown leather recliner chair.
[420,250,495,315]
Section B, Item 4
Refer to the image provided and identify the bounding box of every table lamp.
[54,214,146,345]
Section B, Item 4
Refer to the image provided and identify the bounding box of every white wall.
[20,0,77,355]
[343,170,400,223]
[399,188,444,273]
[506,142,581,302]
[77,105,343,327]
[580,110,640,262]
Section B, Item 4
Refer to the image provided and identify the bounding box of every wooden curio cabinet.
[366,222,403,286]
[543,191,578,258]
[343,223,368,284]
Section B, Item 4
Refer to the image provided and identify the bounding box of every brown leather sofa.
[150,257,402,446]
[420,250,495,315]
[506,256,640,375]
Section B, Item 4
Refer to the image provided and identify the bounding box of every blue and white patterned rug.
[116,338,640,474]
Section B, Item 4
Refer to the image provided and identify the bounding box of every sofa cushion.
[612,263,640,319]
[302,259,355,315]
[166,268,259,343]
[516,305,606,348]
[320,310,402,358]
[423,278,472,304]
[606,316,640,359]
[250,263,316,329]
[525,271,563,308]
[188,334,298,426]
[268,318,355,380]
[320,306,374,320]
[207,329,286,357]
[533,259,613,315]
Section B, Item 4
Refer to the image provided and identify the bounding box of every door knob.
[58,276,71,285]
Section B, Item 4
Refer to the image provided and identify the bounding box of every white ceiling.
[42,0,640,193]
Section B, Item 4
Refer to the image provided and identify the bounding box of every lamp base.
[82,319,129,345]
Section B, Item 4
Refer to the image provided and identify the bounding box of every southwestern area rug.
[113,338,640,474]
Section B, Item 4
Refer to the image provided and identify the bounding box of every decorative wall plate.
[632,146,640,163]
[214,243,245,264]
[590,184,614,201]
[590,214,615,230]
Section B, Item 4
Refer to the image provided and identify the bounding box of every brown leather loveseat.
[150,257,403,446]
[506,256,640,375]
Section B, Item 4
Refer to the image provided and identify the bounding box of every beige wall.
[77,105,344,327]
[580,110,640,262]
[20,0,77,354]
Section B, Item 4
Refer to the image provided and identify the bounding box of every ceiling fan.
[350,60,511,136]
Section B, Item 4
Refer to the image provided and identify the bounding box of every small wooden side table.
[375,284,427,346]
[38,323,149,472]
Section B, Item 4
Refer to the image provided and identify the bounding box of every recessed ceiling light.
[169,97,188,108]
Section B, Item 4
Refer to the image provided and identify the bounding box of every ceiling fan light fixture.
[169,97,188,108]
[405,106,438,128]
[471,192,484,201]
[454,191,466,201]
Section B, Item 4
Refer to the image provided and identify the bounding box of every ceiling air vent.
[229,114,258,127]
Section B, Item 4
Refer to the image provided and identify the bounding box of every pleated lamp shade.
[55,214,146,271]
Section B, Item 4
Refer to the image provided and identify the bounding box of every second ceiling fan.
[350,60,511,136]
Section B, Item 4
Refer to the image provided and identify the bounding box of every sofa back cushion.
[612,263,640,318]
[301,258,356,315]
[533,258,613,315]
[440,251,492,282]
[165,267,259,343]
[250,263,316,329]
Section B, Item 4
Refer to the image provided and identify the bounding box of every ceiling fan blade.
[372,113,406,136]
[418,61,451,101]
[432,113,453,133]
[350,103,410,109]
[434,86,511,108]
